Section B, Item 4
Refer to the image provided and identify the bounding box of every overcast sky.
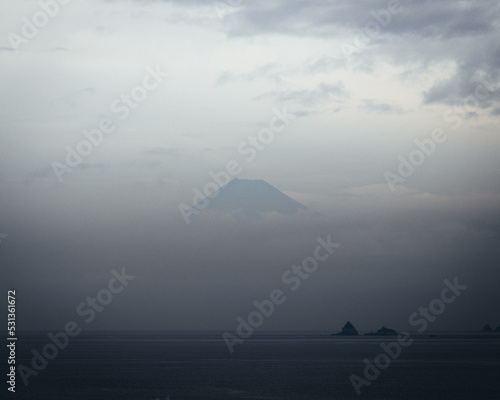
[1,0,499,332]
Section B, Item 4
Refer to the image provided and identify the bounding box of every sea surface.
[8,331,500,400]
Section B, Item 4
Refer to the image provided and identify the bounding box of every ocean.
[9,332,500,399]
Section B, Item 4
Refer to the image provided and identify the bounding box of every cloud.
[255,81,349,106]
[144,147,183,157]
[360,99,403,114]
[78,163,109,170]
[215,63,285,86]
[302,55,344,74]
[202,0,499,40]
[217,0,500,113]
[491,107,500,116]
[63,87,97,108]
[423,63,500,109]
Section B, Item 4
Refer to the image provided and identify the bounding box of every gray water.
[10,332,500,399]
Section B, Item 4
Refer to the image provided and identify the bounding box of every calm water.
[9,332,500,399]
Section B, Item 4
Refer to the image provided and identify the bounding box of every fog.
[1,0,499,333]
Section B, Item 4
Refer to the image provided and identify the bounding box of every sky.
[1,0,500,332]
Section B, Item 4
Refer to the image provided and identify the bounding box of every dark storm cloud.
[127,0,499,40]
[423,59,500,112]
[215,0,500,112]
[337,0,498,40]
[129,0,500,112]
[186,0,498,39]
[149,0,500,114]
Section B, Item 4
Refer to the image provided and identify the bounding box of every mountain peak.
[198,178,306,218]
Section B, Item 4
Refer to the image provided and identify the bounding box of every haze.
[1,0,499,333]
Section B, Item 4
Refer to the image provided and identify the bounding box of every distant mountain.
[481,324,493,332]
[197,178,306,218]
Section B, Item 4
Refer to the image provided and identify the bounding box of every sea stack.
[334,321,359,336]
[365,327,398,336]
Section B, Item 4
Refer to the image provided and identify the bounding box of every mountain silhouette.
[197,178,306,218]
[333,321,359,336]
[365,326,398,336]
